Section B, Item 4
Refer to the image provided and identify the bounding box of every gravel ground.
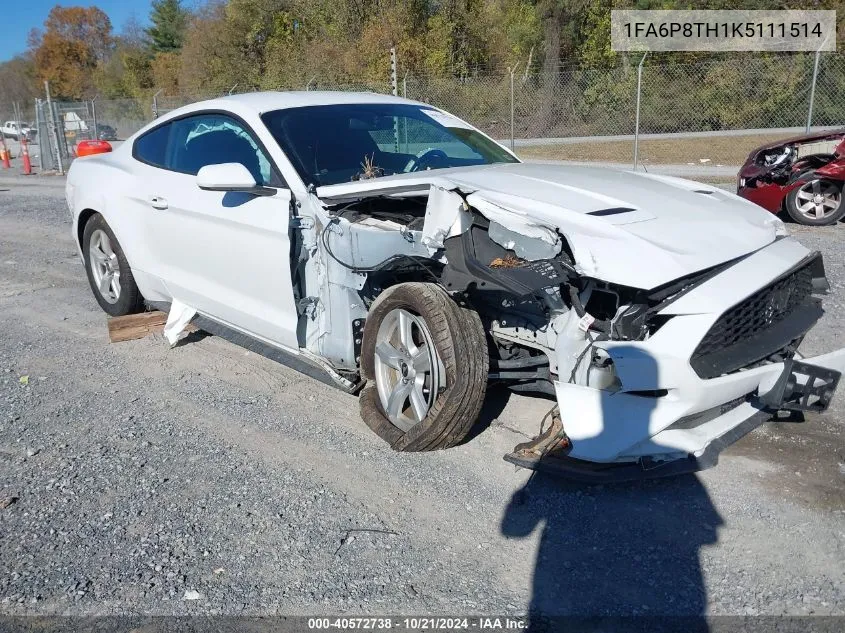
[1,183,845,620]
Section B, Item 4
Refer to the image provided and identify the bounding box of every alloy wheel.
[88,229,121,304]
[794,180,842,221]
[373,308,443,431]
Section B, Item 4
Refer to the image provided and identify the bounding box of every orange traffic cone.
[0,144,10,169]
[21,137,32,175]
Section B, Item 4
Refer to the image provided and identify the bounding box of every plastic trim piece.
[146,301,361,393]
[503,409,774,483]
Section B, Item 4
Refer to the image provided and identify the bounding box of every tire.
[785,178,845,226]
[82,213,144,316]
[359,282,488,452]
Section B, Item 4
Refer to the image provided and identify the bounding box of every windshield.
[261,103,517,187]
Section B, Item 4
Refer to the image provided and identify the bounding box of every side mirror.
[196,163,276,196]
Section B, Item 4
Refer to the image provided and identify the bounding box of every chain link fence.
[7,52,844,174]
[404,64,641,140]
[17,98,146,173]
[0,101,36,167]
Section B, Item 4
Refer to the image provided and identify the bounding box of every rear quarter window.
[133,123,171,168]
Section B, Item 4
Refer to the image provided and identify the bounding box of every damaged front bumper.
[506,351,844,482]
[505,237,845,482]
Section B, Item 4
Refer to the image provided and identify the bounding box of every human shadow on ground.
[501,345,722,632]
[502,473,721,632]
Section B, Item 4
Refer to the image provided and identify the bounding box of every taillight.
[76,140,112,157]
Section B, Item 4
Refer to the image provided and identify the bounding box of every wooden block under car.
[107,310,198,343]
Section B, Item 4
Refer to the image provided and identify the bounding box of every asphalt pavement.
[1,182,844,623]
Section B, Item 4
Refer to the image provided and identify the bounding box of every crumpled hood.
[747,127,845,155]
[317,162,783,289]
[739,127,845,178]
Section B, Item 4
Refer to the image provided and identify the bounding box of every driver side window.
[167,114,274,186]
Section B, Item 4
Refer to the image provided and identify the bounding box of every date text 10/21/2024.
[307,617,528,630]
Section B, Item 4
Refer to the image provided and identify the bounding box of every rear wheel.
[785,179,845,226]
[359,283,488,451]
[82,214,144,316]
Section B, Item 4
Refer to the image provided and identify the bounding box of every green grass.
[516,132,789,166]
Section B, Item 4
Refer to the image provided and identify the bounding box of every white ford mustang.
[66,91,845,481]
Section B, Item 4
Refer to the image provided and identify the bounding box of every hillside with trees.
[4,0,840,101]
[2,0,844,139]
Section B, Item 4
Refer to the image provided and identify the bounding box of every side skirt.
[146,301,362,394]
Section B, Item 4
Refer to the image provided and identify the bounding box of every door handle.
[149,196,168,210]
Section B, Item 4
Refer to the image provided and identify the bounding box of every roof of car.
[129,90,434,142]
[178,90,423,115]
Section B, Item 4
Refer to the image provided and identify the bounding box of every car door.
[139,112,299,349]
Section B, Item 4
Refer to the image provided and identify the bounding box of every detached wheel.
[359,283,488,451]
[785,179,845,226]
[82,213,144,316]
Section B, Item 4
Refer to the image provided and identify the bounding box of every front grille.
[690,255,821,379]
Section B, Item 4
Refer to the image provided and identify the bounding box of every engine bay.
[311,187,726,398]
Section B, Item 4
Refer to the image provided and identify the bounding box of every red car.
[737,128,845,226]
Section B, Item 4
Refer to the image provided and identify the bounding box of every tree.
[354,1,428,83]
[178,3,239,94]
[121,14,149,48]
[146,0,189,53]
[482,0,542,69]
[30,6,114,99]
[0,55,40,104]
[120,49,155,98]
[95,27,154,98]
[151,52,182,94]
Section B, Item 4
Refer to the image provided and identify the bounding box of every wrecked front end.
[436,201,842,480]
[738,130,845,214]
[312,165,845,480]
[503,242,843,481]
